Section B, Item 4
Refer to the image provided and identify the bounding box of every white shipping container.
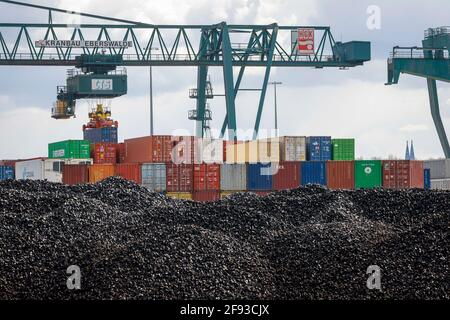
[430,179,450,190]
[15,158,92,183]
[220,164,247,191]
[424,159,450,179]
[195,138,223,164]
[257,138,280,163]
[280,136,307,161]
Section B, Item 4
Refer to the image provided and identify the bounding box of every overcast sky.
[0,0,450,160]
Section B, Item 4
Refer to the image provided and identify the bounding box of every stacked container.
[63,164,89,185]
[354,160,382,189]
[193,164,221,201]
[382,160,424,189]
[424,168,431,190]
[194,138,223,164]
[247,163,273,191]
[301,161,327,186]
[327,161,354,190]
[279,136,307,161]
[141,163,166,192]
[88,164,115,183]
[273,162,301,190]
[83,127,118,144]
[424,159,450,190]
[116,163,141,184]
[306,136,332,161]
[91,143,117,164]
[0,165,14,180]
[124,136,176,164]
[166,163,194,192]
[220,164,247,191]
[48,140,90,159]
[332,139,355,160]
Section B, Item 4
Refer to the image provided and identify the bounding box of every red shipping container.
[116,143,126,163]
[192,191,221,202]
[63,164,89,185]
[327,161,355,190]
[273,162,301,190]
[166,163,194,192]
[382,160,424,189]
[115,163,142,184]
[193,164,220,191]
[92,143,117,164]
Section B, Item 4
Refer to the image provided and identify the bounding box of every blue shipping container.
[301,161,327,186]
[424,168,431,190]
[247,163,273,191]
[306,136,332,161]
[83,127,118,143]
[0,165,14,180]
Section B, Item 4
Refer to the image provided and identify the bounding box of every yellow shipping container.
[220,191,244,199]
[88,164,115,183]
[225,141,248,164]
[258,138,280,163]
[166,192,193,200]
[226,139,280,164]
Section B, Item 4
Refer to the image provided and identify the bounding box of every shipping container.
[301,161,327,186]
[225,140,247,164]
[332,139,355,161]
[382,160,424,189]
[83,127,118,144]
[166,163,194,192]
[279,136,307,162]
[220,164,247,191]
[48,140,90,159]
[116,163,141,184]
[306,136,332,161]
[63,164,89,185]
[273,162,301,190]
[220,191,243,199]
[15,159,66,183]
[194,138,223,164]
[116,143,126,163]
[0,165,14,180]
[424,159,450,179]
[172,136,195,164]
[424,168,431,190]
[326,161,354,190]
[192,191,221,202]
[257,138,280,163]
[141,163,166,192]
[88,164,115,183]
[354,160,382,189]
[430,179,450,190]
[166,192,193,200]
[247,163,274,191]
[193,164,220,191]
[253,191,272,197]
[91,143,117,164]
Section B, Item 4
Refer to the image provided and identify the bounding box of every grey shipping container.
[424,159,450,179]
[141,163,166,192]
[220,164,247,191]
[279,136,307,161]
[430,179,450,190]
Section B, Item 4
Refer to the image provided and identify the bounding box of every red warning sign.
[298,28,314,55]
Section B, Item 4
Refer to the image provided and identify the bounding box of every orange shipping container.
[115,163,142,184]
[89,164,115,183]
[116,143,126,163]
[382,160,424,189]
[63,164,89,185]
[326,161,355,190]
[193,164,220,191]
[192,191,220,202]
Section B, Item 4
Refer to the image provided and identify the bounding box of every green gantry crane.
[0,0,371,140]
[387,27,450,158]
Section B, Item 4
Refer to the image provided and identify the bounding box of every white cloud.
[398,124,429,132]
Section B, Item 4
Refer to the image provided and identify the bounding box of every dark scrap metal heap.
[0,177,448,300]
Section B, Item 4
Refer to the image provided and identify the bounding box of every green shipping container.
[332,139,355,160]
[354,160,382,189]
[48,140,90,159]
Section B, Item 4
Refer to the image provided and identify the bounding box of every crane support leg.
[195,65,208,137]
[221,23,237,141]
[253,26,278,140]
[427,78,450,158]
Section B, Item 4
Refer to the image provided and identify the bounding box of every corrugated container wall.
[194,138,223,164]
[166,192,193,200]
[116,163,141,184]
[273,162,301,190]
[0,166,14,180]
[301,161,327,186]
[88,164,115,183]
[48,140,90,159]
[193,164,220,191]
[141,163,166,192]
[247,163,274,191]
[192,191,221,202]
[116,143,126,163]
[424,169,431,190]
[124,136,175,164]
[166,163,193,192]
[225,141,247,164]
[83,127,118,144]
[327,161,355,190]
[15,159,64,183]
[220,164,247,191]
[382,160,424,189]
[306,136,332,161]
[63,164,89,185]
[257,138,280,163]
[354,160,382,189]
[332,139,355,161]
[279,136,307,161]
[171,136,195,164]
[424,159,450,179]
[430,179,450,190]
[91,143,117,164]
